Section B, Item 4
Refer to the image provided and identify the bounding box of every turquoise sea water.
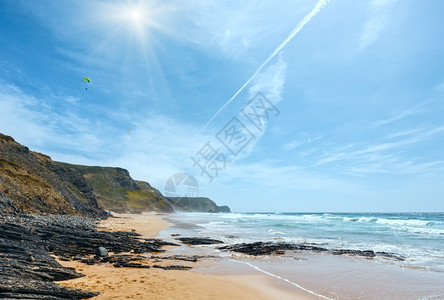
[166,212,444,272]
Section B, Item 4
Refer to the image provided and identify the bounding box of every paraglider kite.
[83,77,90,90]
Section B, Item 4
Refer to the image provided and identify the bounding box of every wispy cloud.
[0,81,210,188]
[312,152,346,167]
[425,126,444,136]
[0,82,115,157]
[228,57,287,160]
[218,161,366,194]
[177,1,264,58]
[386,126,444,139]
[345,159,444,176]
[283,140,306,151]
[370,106,422,128]
[192,57,287,166]
[283,135,322,151]
[387,128,424,139]
[177,1,320,59]
[310,131,444,176]
[359,0,397,50]
[108,116,211,188]
[351,138,419,155]
[200,0,329,132]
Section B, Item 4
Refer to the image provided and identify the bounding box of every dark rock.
[177,237,224,245]
[0,197,21,215]
[0,278,99,299]
[153,265,192,270]
[0,220,97,298]
[0,213,180,299]
[218,242,307,256]
[113,262,150,268]
[375,251,406,261]
[150,255,217,262]
[219,242,406,261]
[96,246,109,257]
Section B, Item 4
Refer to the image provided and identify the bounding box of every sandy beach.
[59,213,316,300]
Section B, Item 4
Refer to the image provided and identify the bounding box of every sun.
[129,9,141,21]
[99,1,161,33]
[92,0,174,65]
[126,8,144,27]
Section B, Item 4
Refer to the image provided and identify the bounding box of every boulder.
[96,247,109,257]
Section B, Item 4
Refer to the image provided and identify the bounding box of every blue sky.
[1,0,443,212]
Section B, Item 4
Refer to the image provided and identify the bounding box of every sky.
[1,0,444,212]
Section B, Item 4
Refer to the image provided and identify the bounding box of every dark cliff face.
[167,197,231,213]
[56,163,174,213]
[0,133,106,218]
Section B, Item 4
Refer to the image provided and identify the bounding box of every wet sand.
[59,213,317,299]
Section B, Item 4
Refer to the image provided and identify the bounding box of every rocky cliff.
[0,133,229,216]
[167,197,231,213]
[55,163,174,213]
[0,134,105,218]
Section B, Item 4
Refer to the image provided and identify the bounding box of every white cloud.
[309,133,444,176]
[248,56,287,103]
[283,140,305,151]
[213,161,366,193]
[176,0,322,59]
[283,134,323,151]
[199,0,329,132]
[86,58,287,189]
[312,152,346,166]
[351,138,418,155]
[345,159,444,175]
[387,128,423,139]
[425,126,444,136]
[0,82,115,157]
[387,126,444,140]
[226,57,287,160]
[359,0,397,50]
[107,116,211,188]
[370,106,422,128]
[0,81,212,190]
[64,96,81,104]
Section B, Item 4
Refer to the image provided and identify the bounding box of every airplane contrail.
[199,0,329,133]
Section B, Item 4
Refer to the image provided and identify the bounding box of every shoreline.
[58,212,444,299]
[59,213,318,299]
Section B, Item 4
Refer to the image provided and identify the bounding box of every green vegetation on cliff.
[56,162,174,213]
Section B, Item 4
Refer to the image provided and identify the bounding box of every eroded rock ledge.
[218,241,405,260]
[0,214,178,299]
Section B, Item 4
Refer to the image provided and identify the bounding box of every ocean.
[161,212,444,299]
[165,212,444,273]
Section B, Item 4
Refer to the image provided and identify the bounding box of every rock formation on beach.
[0,213,179,299]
